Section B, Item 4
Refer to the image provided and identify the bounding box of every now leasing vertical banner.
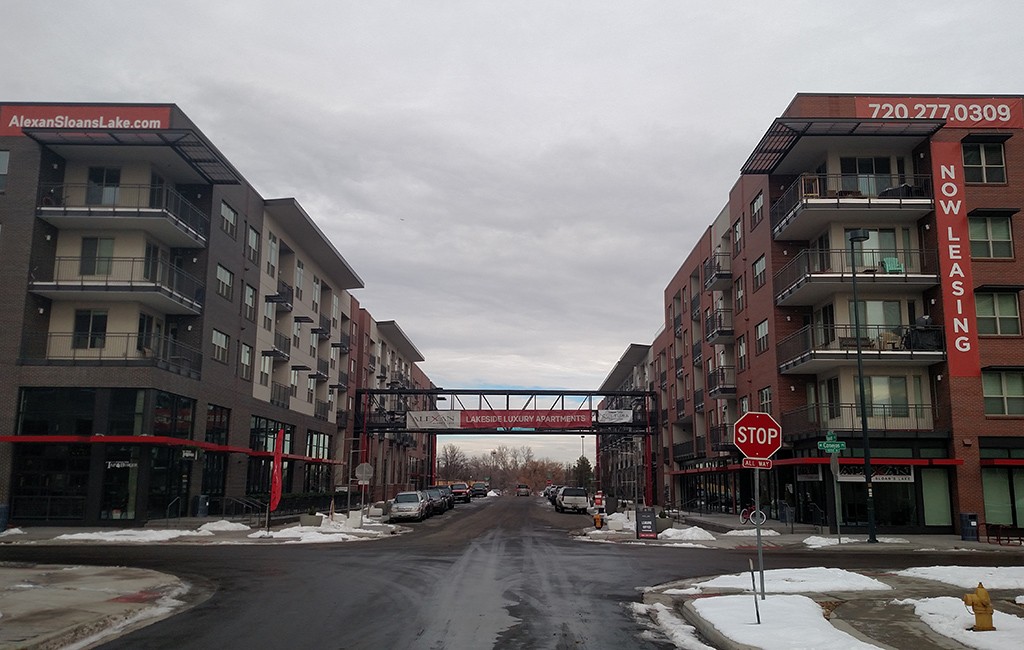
[930,141,981,377]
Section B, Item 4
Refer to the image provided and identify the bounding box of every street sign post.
[733,411,783,602]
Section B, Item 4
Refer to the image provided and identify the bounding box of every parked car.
[547,485,563,504]
[515,483,531,496]
[450,482,471,503]
[555,487,589,513]
[470,482,488,498]
[424,488,447,515]
[390,491,429,522]
[429,485,455,510]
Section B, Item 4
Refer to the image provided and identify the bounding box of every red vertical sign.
[269,428,284,511]
[930,141,981,377]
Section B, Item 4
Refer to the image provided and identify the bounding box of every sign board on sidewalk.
[636,508,658,539]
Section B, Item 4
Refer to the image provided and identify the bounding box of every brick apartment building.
[0,102,434,526]
[602,93,1024,535]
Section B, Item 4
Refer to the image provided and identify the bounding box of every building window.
[295,259,305,301]
[73,309,107,349]
[752,255,766,290]
[205,404,230,445]
[732,219,743,254]
[240,343,253,380]
[212,329,229,363]
[247,225,260,263]
[755,319,769,353]
[216,264,234,301]
[220,201,237,238]
[293,321,301,348]
[307,377,316,403]
[259,355,271,387]
[80,237,114,275]
[739,396,750,415]
[734,276,745,313]
[312,276,320,314]
[332,294,340,328]
[244,284,257,322]
[963,143,1006,184]
[750,192,764,228]
[266,232,278,277]
[309,331,317,357]
[737,335,747,370]
[86,167,120,205]
[263,301,274,332]
[977,293,1021,335]
[306,431,331,459]
[758,386,773,415]
[969,215,1013,259]
[290,369,299,396]
[0,150,9,192]
[330,346,338,369]
[982,370,1024,415]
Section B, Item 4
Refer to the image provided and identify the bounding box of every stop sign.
[733,412,782,460]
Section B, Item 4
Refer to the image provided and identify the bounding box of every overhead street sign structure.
[733,411,783,461]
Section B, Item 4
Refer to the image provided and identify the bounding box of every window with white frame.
[247,225,260,263]
[259,355,271,386]
[982,370,1024,415]
[295,259,305,301]
[293,321,301,348]
[737,335,747,370]
[80,237,114,275]
[307,377,316,403]
[976,293,1021,335]
[331,294,340,328]
[266,232,278,277]
[734,276,745,312]
[244,284,257,322]
[969,214,1013,259]
[216,264,234,301]
[212,329,229,363]
[263,300,274,332]
[732,219,743,254]
[752,255,766,289]
[240,343,253,380]
[312,276,320,313]
[290,369,299,396]
[309,330,317,357]
[758,386,772,414]
[750,192,764,228]
[855,375,910,418]
[220,201,237,238]
[963,143,1006,183]
[0,150,9,192]
[755,319,769,353]
[739,395,750,415]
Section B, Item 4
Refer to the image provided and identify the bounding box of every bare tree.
[437,444,469,481]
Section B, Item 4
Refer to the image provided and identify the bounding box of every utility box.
[959,512,979,541]
[193,494,210,517]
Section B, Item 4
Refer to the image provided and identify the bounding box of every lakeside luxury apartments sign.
[406,410,632,430]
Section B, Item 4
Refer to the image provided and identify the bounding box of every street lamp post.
[848,228,878,543]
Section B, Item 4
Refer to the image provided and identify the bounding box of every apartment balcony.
[781,403,939,440]
[706,366,736,399]
[30,257,203,315]
[672,441,695,462]
[693,388,705,413]
[709,423,734,452]
[270,382,290,409]
[262,331,291,361]
[674,356,684,378]
[314,399,330,421]
[310,357,329,381]
[770,173,933,240]
[691,341,702,367]
[774,248,938,306]
[336,409,349,428]
[673,313,683,339]
[20,332,201,379]
[37,183,208,248]
[703,252,732,291]
[690,293,701,322]
[705,309,734,344]
[265,279,293,311]
[777,324,945,374]
[312,313,332,339]
[332,334,351,354]
[659,370,668,390]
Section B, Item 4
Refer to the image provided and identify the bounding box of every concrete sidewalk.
[1,514,1021,649]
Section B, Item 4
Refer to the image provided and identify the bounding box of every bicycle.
[739,503,766,525]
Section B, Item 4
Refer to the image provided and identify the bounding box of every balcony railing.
[703,252,732,291]
[781,402,937,438]
[672,441,695,461]
[265,279,293,311]
[38,182,209,242]
[709,423,734,451]
[270,382,291,409]
[707,366,736,397]
[32,256,204,312]
[313,357,329,380]
[705,309,734,343]
[777,323,944,371]
[693,388,705,413]
[690,293,701,321]
[21,332,202,378]
[774,247,935,304]
[314,399,330,421]
[770,173,933,235]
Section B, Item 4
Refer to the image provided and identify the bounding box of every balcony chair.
[880,257,905,274]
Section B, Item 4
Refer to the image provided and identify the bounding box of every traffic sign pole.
[832,452,843,545]
[755,467,765,600]
[733,412,782,607]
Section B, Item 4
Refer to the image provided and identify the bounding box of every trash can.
[193,494,210,517]
[959,512,979,541]
[0,503,8,531]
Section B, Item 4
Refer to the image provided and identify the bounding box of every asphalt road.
[4,496,1020,649]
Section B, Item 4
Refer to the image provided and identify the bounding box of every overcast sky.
[6,2,1023,463]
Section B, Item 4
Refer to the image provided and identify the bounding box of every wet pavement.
[1,512,1021,649]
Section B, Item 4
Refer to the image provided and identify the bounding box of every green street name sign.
[818,441,847,453]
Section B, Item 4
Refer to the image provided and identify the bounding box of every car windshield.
[452,483,468,489]
[394,493,420,503]
[426,489,441,497]
[517,484,528,489]
[472,483,486,488]
[562,488,586,497]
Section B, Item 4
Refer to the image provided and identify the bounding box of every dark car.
[450,482,471,503]
[470,482,488,498]
[429,485,455,510]
[424,488,447,515]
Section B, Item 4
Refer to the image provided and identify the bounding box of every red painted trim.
[980,459,1024,467]
[667,456,964,475]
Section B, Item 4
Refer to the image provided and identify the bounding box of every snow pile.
[722,528,780,537]
[629,602,713,649]
[198,520,250,532]
[659,526,715,541]
[0,528,26,537]
[894,566,1024,590]
[804,535,910,548]
[895,596,1024,649]
[606,512,635,531]
[487,490,500,497]
[55,529,214,543]
[693,567,892,593]
[247,525,361,543]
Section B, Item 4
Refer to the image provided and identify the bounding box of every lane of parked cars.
[543,484,591,514]
[388,482,488,523]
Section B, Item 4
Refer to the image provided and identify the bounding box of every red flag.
[269,428,284,511]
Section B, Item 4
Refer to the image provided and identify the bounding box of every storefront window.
[101,446,139,520]
[920,468,952,526]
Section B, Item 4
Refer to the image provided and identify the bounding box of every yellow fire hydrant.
[963,582,995,631]
[594,512,604,529]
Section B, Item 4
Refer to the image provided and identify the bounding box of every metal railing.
[703,252,732,289]
[270,382,291,408]
[781,402,937,436]
[22,332,202,376]
[776,323,944,368]
[770,173,933,232]
[705,309,733,340]
[38,182,209,239]
[35,256,204,307]
[774,247,933,298]
[164,496,182,528]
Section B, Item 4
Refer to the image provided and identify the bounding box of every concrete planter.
[655,517,674,533]
[299,513,323,527]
